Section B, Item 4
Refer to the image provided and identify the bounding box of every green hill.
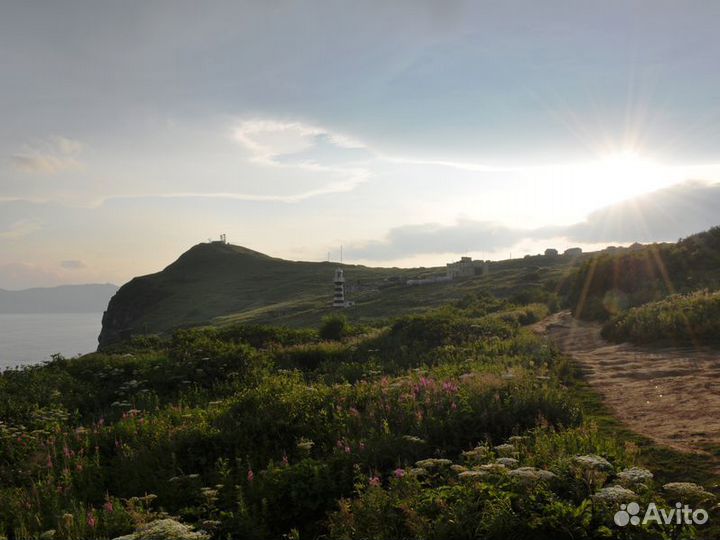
[562,226,720,320]
[98,242,582,348]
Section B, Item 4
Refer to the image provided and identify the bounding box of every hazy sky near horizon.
[2,1,720,289]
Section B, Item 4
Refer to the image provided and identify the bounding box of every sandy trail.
[535,311,720,455]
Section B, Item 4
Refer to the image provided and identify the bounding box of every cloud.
[225,119,372,201]
[563,180,720,243]
[10,136,84,174]
[352,220,527,259]
[0,219,42,239]
[352,180,720,259]
[234,119,367,166]
[60,259,86,270]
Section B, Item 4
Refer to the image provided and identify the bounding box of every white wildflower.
[616,467,653,486]
[592,486,637,504]
[495,457,519,468]
[573,454,614,472]
[509,467,556,483]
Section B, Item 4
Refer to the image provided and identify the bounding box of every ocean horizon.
[0,312,103,370]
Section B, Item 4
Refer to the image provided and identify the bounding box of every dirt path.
[535,311,720,455]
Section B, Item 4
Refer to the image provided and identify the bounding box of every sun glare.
[576,151,671,207]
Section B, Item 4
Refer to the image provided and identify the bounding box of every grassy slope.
[100,242,584,347]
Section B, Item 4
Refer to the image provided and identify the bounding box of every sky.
[2,1,720,289]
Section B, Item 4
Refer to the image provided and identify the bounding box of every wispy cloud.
[60,259,86,270]
[9,136,84,174]
[351,180,720,259]
[0,219,42,239]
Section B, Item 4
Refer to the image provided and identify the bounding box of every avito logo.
[614,502,708,527]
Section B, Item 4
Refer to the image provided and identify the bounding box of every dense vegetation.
[0,298,714,539]
[602,290,720,345]
[562,227,720,321]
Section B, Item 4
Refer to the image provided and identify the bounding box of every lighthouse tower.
[332,268,346,307]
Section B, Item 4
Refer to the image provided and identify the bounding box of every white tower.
[333,268,346,307]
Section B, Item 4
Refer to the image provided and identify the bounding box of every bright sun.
[577,151,671,207]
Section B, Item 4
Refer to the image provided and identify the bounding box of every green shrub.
[319,314,351,341]
[602,289,720,345]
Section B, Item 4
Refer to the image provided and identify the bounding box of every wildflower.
[509,467,555,483]
[297,438,315,451]
[282,454,289,467]
[247,468,254,482]
[415,458,452,469]
[408,467,427,477]
[369,476,381,487]
[451,464,468,474]
[663,482,714,500]
[458,470,488,480]
[507,436,527,445]
[573,454,614,472]
[450,402,458,411]
[616,467,654,487]
[495,457,519,468]
[592,485,637,504]
[394,468,406,478]
[493,443,516,457]
[344,445,351,454]
[87,512,96,528]
[477,463,510,475]
[103,500,114,513]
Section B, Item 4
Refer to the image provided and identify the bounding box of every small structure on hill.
[332,268,354,307]
[446,256,475,278]
[564,247,582,257]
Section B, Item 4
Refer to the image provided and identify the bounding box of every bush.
[319,314,351,341]
[602,289,720,345]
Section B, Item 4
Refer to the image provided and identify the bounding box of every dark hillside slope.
[98,243,409,347]
[563,226,720,320]
[99,242,584,349]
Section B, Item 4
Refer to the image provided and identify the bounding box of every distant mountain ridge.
[0,284,119,314]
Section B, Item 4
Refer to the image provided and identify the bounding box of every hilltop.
[98,242,582,348]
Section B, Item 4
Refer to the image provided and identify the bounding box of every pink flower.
[394,468,406,478]
[349,407,360,417]
[103,501,114,513]
[344,445,351,454]
[369,476,381,487]
[87,512,96,528]
[46,456,53,468]
[247,468,254,482]
[451,402,458,411]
